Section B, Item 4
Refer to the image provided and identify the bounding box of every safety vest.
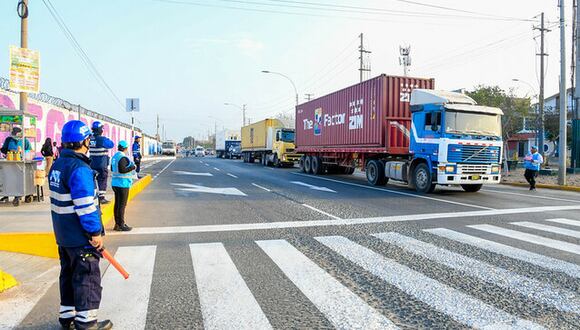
[111,151,134,188]
[524,152,543,171]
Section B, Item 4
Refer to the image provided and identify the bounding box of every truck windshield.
[162,142,174,148]
[445,111,501,137]
[281,130,295,143]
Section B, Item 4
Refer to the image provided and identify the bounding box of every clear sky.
[0,0,567,141]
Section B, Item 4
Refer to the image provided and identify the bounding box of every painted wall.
[0,90,157,156]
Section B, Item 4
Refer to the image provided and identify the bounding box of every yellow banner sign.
[9,46,40,93]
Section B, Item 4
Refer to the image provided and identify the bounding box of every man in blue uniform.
[49,120,112,330]
[132,135,142,175]
[89,122,114,204]
[111,140,136,231]
[523,145,544,191]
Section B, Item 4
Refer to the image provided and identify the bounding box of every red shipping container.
[295,74,434,155]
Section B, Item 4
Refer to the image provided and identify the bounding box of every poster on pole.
[9,46,40,93]
[126,98,140,112]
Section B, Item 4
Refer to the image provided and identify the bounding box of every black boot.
[59,317,75,329]
[113,224,132,232]
[74,320,113,330]
[99,197,110,204]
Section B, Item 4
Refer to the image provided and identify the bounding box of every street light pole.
[18,0,29,113]
[261,70,299,106]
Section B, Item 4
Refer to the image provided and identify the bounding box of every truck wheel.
[343,167,355,175]
[366,160,386,186]
[299,156,306,172]
[414,163,436,193]
[304,156,313,174]
[311,156,323,175]
[273,155,281,168]
[461,184,483,192]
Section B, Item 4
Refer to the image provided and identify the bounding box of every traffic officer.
[132,135,142,175]
[89,122,114,204]
[111,140,135,231]
[523,145,544,191]
[48,120,112,330]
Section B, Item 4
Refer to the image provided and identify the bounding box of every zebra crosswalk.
[9,218,580,329]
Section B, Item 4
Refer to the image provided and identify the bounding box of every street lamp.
[224,102,246,126]
[261,70,299,106]
[513,78,544,156]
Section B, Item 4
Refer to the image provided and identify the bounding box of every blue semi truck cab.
[384,89,503,193]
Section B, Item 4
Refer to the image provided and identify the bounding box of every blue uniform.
[49,148,104,328]
[524,152,543,171]
[132,141,142,173]
[89,134,114,198]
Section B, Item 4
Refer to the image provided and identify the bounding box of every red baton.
[101,248,130,279]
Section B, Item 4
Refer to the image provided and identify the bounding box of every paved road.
[10,157,580,329]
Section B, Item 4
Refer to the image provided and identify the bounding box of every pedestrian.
[41,137,55,174]
[524,145,543,191]
[89,122,114,204]
[111,140,135,231]
[48,120,112,330]
[132,135,142,175]
[0,127,32,205]
[53,141,60,160]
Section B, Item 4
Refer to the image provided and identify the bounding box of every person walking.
[53,141,60,160]
[0,127,32,206]
[89,122,114,204]
[41,137,55,174]
[48,120,112,330]
[132,135,142,175]
[523,145,543,191]
[111,140,135,231]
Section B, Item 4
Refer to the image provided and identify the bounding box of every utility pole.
[358,33,371,82]
[574,0,580,168]
[534,12,550,157]
[305,93,314,101]
[18,0,29,113]
[559,0,568,185]
[242,104,247,126]
[156,114,160,141]
[399,45,412,77]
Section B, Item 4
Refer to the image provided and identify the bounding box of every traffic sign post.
[126,98,140,161]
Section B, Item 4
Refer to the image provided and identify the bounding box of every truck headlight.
[491,165,500,174]
[445,165,456,174]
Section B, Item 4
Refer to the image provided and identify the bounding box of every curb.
[0,269,18,293]
[0,174,153,259]
[501,182,580,192]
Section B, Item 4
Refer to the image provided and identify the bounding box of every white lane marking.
[256,240,397,329]
[173,171,213,177]
[112,205,580,236]
[213,167,221,171]
[268,167,274,170]
[290,181,336,193]
[302,204,341,220]
[199,160,203,163]
[205,163,210,167]
[546,218,580,227]
[482,188,580,204]
[292,173,494,210]
[227,173,239,179]
[99,246,157,329]
[172,183,247,196]
[189,243,272,330]
[315,236,542,329]
[425,228,580,279]
[0,266,59,329]
[511,221,580,239]
[153,159,176,180]
[375,232,580,314]
[469,224,580,255]
[252,183,271,192]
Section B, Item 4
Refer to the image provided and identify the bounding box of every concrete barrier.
[0,174,153,259]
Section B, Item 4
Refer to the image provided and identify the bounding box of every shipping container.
[241,118,301,166]
[295,74,434,155]
[241,119,284,151]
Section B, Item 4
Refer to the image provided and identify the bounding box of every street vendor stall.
[0,106,41,206]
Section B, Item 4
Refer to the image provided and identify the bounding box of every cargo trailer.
[241,118,301,167]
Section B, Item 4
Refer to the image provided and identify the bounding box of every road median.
[0,174,153,259]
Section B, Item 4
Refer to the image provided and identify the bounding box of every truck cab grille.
[447,144,500,164]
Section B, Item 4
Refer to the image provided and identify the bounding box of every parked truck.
[296,74,503,193]
[241,118,301,167]
[216,130,241,159]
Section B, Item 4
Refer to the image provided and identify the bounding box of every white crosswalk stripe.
[189,242,272,330]
[469,224,580,255]
[424,228,580,279]
[256,239,398,329]
[546,218,580,227]
[315,235,543,329]
[99,246,157,330]
[374,232,580,314]
[511,221,580,239]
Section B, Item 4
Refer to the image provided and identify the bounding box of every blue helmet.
[91,121,103,130]
[118,140,129,148]
[62,120,92,143]
[134,135,141,140]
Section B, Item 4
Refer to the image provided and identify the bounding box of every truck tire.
[413,163,436,193]
[311,156,324,175]
[343,166,355,175]
[273,154,281,168]
[242,153,247,163]
[299,156,306,172]
[366,160,386,186]
[304,156,313,174]
[461,184,483,192]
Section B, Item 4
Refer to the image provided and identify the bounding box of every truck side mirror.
[276,132,280,141]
